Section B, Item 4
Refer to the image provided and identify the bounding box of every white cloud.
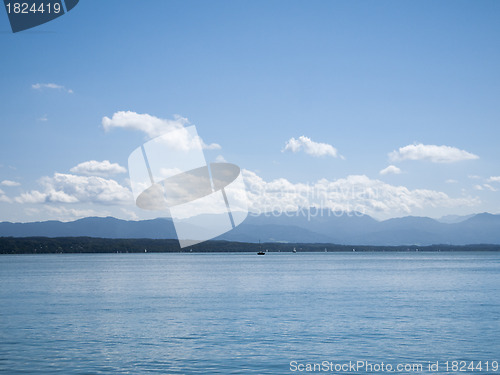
[120,208,139,221]
[14,173,132,205]
[389,143,479,163]
[203,142,222,150]
[0,188,11,203]
[70,160,127,176]
[379,165,401,175]
[242,170,479,219]
[32,83,73,94]
[473,179,499,191]
[446,179,458,184]
[215,155,227,163]
[1,180,20,187]
[483,184,497,192]
[283,136,343,158]
[38,114,48,122]
[473,184,497,192]
[102,111,185,137]
[468,175,481,179]
[15,190,46,203]
[102,111,220,150]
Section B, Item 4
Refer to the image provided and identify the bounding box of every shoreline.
[2,237,500,254]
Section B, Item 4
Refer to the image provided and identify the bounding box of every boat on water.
[292,247,297,253]
[257,240,265,255]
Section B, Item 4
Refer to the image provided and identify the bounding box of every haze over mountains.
[1,210,500,246]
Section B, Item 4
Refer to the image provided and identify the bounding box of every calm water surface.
[1,252,499,374]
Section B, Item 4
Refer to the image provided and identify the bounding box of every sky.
[1,0,500,223]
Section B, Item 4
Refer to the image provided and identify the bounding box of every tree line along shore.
[1,237,500,254]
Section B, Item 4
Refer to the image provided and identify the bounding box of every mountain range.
[1,211,500,245]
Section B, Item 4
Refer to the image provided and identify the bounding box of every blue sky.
[1,0,500,222]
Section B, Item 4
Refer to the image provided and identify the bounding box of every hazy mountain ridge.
[0,217,177,239]
[1,211,500,245]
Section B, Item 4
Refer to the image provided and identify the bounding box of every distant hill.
[218,211,500,245]
[0,217,176,239]
[436,214,475,224]
[1,211,500,245]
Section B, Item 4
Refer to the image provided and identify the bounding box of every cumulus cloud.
[474,184,496,192]
[389,143,479,163]
[0,188,11,203]
[70,160,127,176]
[14,173,132,205]
[32,83,73,94]
[446,179,458,184]
[102,111,185,137]
[1,180,20,187]
[283,136,343,158]
[120,208,139,221]
[379,165,401,175]
[484,184,497,192]
[215,155,227,163]
[472,177,500,191]
[202,142,221,150]
[242,170,479,218]
[102,111,221,150]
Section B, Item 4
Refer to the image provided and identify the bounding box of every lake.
[1,252,499,374]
